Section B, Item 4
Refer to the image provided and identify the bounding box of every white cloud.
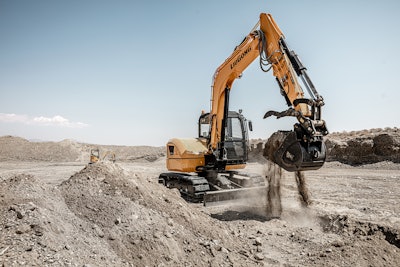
[0,113,29,123]
[0,113,89,128]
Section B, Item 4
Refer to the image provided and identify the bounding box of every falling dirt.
[265,161,282,218]
[295,171,311,207]
[264,163,312,217]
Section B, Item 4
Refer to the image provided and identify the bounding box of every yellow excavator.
[89,148,116,164]
[159,13,328,205]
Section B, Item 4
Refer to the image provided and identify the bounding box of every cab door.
[224,115,248,163]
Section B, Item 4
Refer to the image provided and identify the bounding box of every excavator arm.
[209,13,328,171]
[209,27,262,151]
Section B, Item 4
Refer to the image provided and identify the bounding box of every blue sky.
[1,0,399,146]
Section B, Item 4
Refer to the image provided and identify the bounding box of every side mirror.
[248,120,253,131]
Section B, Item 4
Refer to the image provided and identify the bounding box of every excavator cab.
[199,110,250,167]
[223,111,249,165]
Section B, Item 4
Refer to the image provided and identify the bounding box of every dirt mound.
[59,163,277,266]
[0,173,127,266]
[0,136,165,163]
[0,136,82,162]
[316,214,400,266]
[326,128,400,165]
[0,163,267,266]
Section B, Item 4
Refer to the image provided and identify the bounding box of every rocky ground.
[0,129,399,266]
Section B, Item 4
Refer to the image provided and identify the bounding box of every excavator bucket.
[203,186,267,207]
[264,131,326,172]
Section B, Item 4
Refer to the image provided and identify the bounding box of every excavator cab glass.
[198,112,211,139]
[224,111,248,164]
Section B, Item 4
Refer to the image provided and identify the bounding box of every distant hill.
[0,135,164,162]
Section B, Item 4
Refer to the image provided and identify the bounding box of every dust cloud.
[263,162,314,219]
[228,161,311,220]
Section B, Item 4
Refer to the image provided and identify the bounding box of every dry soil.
[0,133,399,266]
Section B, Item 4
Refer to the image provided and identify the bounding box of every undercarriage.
[158,170,266,206]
